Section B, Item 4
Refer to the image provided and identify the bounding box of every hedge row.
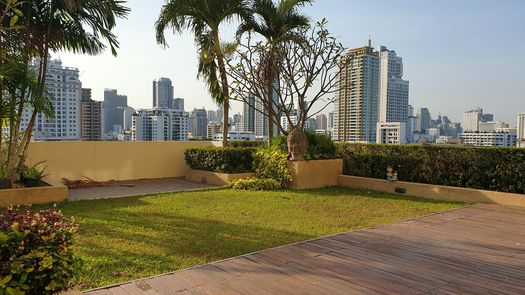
[184,147,256,173]
[337,143,525,194]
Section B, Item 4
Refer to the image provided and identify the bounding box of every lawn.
[45,187,463,290]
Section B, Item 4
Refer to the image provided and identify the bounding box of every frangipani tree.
[236,0,312,140]
[228,19,345,160]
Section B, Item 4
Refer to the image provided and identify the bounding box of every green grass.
[44,187,463,290]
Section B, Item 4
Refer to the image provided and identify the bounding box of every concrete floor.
[68,178,220,201]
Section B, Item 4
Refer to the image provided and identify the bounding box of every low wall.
[26,141,220,183]
[288,159,343,190]
[0,179,68,207]
[338,175,525,207]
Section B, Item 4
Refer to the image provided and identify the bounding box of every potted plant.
[20,162,48,188]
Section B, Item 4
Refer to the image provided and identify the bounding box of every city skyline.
[54,0,524,125]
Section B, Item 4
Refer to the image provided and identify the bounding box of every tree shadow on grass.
[71,210,314,289]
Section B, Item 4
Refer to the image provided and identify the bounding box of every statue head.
[287,128,308,161]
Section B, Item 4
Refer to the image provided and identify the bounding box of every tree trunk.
[213,30,229,148]
[267,80,274,145]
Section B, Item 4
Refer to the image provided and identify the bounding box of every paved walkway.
[69,178,220,201]
[85,204,525,294]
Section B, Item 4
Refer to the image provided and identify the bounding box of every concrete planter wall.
[338,175,525,207]
[186,169,255,186]
[0,180,68,207]
[288,159,343,190]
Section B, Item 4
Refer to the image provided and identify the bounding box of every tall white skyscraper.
[132,109,189,141]
[152,77,174,108]
[517,112,525,143]
[378,47,409,123]
[254,98,269,138]
[335,40,380,142]
[336,41,409,143]
[22,59,81,140]
[462,108,483,132]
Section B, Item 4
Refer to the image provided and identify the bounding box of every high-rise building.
[82,88,92,101]
[378,47,409,123]
[479,121,508,133]
[316,114,328,130]
[80,88,103,141]
[460,132,516,147]
[462,108,483,132]
[152,77,174,108]
[207,122,222,139]
[376,122,407,144]
[22,59,81,141]
[416,108,431,132]
[517,113,525,148]
[481,113,494,122]
[190,108,208,138]
[132,109,188,141]
[103,89,129,134]
[207,110,218,122]
[306,118,317,131]
[335,39,380,142]
[242,96,255,133]
[168,98,184,110]
[328,112,335,129]
[254,98,269,138]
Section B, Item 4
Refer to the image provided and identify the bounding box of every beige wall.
[338,175,525,208]
[288,159,343,190]
[27,141,221,182]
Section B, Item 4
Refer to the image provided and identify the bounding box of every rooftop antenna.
[368,35,372,48]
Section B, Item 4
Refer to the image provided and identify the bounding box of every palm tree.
[237,0,312,140]
[156,0,250,147]
[1,0,129,185]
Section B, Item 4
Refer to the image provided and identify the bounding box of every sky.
[57,0,525,126]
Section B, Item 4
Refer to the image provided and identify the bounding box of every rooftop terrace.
[86,203,525,294]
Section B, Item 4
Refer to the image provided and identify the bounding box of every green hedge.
[337,143,525,194]
[184,147,256,173]
[271,130,338,160]
[229,141,267,148]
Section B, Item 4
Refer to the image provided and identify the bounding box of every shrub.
[20,162,47,181]
[337,143,525,194]
[270,130,338,160]
[227,178,282,190]
[184,147,256,173]
[304,130,337,160]
[229,141,267,148]
[0,207,81,294]
[253,148,292,188]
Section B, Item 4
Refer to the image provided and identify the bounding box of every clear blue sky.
[58,0,525,125]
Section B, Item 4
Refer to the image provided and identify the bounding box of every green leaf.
[5,287,24,295]
[19,273,27,284]
[1,275,12,285]
[9,15,19,28]
[0,232,8,244]
[12,9,23,17]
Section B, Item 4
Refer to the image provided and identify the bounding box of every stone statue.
[287,128,308,161]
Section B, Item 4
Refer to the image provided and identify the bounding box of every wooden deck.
[85,204,525,294]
